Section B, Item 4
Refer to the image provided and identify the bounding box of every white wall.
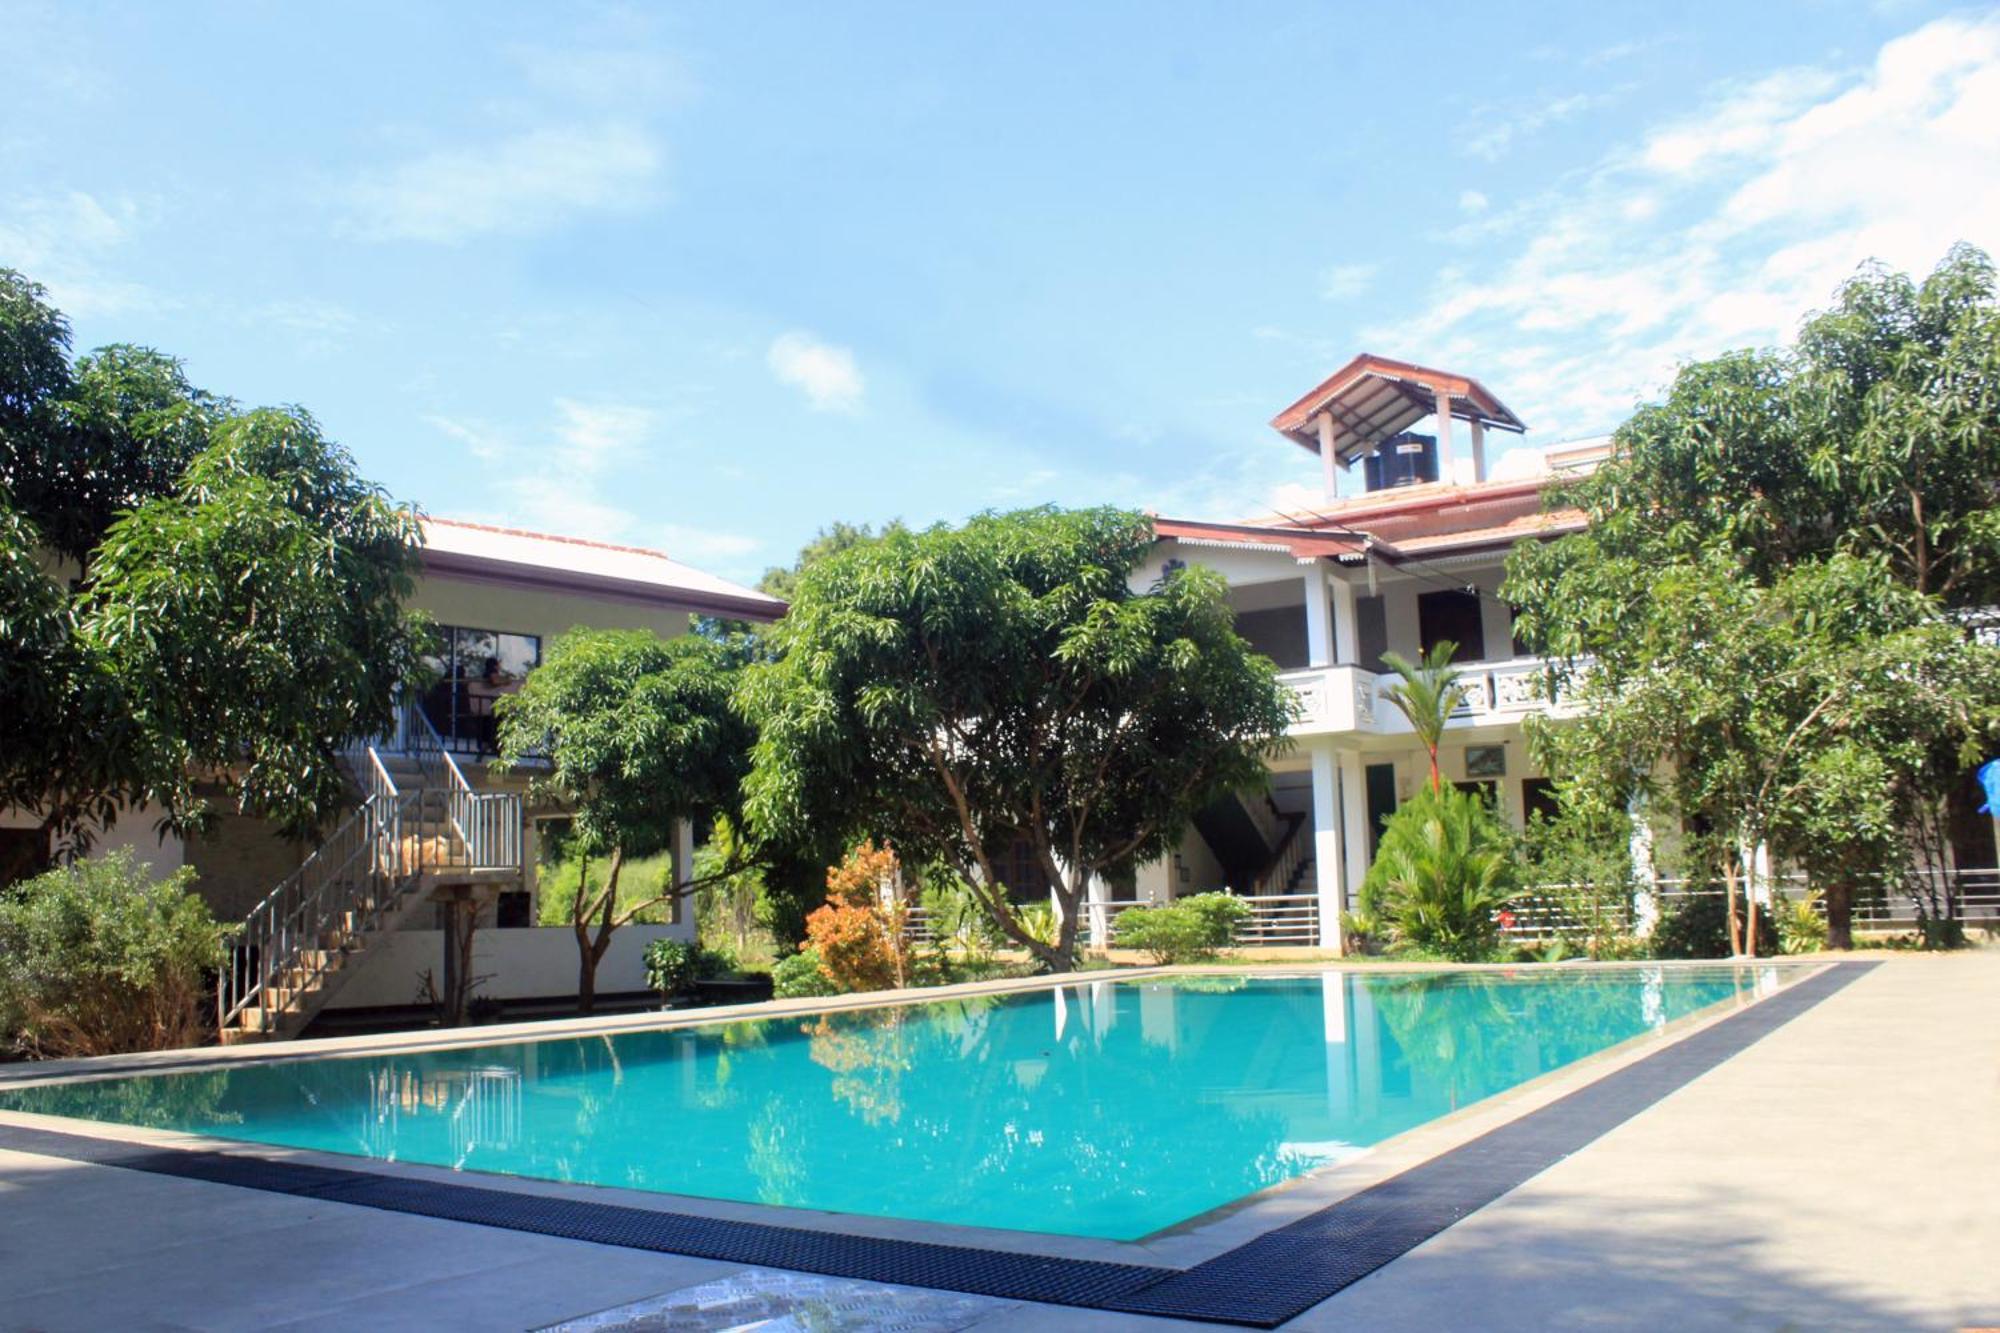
[0,803,186,879]
[326,923,680,1010]
[410,573,692,648]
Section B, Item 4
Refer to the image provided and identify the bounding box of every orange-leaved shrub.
[804,840,909,992]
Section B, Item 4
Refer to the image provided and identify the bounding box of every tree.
[1380,643,1468,792]
[1508,247,2000,950]
[1539,245,2000,608]
[1513,546,2000,951]
[0,272,428,858]
[496,628,755,1011]
[756,518,908,602]
[741,506,1293,972]
[1359,782,1518,961]
[0,850,230,1057]
[79,408,429,839]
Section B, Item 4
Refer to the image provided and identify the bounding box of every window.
[1521,777,1560,825]
[1356,595,1388,672]
[1418,590,1485,664]
[421,625,542,755]
[1454,779,1499,811]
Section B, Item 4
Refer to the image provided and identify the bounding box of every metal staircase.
[215,704,523,1044]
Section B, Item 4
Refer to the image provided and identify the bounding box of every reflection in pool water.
[0,966,1783,1239]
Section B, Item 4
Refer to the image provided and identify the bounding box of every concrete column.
[1629,795,1658,935]
[671,818,696,939]
[1316,412,1338,503]
[1302,560,1333,668]
[1435,391,1456,484]
[1310,745,1345,952]
[1329,574,1358,665]
[1339,749,1370,904]
[1469,419,1488,484]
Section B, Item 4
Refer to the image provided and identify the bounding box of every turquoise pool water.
[0,967,1778,1239]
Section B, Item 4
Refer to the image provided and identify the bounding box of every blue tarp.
[1979,759,2000,815]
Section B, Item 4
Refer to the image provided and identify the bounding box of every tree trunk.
[1825,880,1854,951]
[1722,858,1743,958]
[572,844,616,1012]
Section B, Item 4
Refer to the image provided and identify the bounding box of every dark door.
[1356,595,1388,671]
[1418,590,1485,663]
[1364,763,1398,860]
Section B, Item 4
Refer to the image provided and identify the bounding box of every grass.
[536,851,680,928]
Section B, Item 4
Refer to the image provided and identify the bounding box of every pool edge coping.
[0,960,1859,1315]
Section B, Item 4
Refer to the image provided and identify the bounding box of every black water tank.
[1364,433,1439,491]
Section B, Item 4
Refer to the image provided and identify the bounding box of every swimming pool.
[0,966,1777,1240]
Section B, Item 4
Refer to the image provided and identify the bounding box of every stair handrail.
[1254,813,1310,895]
[404,699,522,872]
[216,751,405,1034]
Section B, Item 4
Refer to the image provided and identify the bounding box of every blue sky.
[7,2,1998,584]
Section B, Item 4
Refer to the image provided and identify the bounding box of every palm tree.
[1360,782,1519,961]
[1379,642,1468,792]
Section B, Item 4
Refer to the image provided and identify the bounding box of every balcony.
[1278,656,1576,737]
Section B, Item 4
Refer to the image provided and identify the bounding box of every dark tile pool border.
[0,961,1873,1328]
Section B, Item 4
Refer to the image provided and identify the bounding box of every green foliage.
[741,505,1293,971]
[498,628,755,1008]
[1519,787,1643,959]
[0,851,230,1057]
[1507,247,2000,951]
[755,518,908,602]
[916,872,1004,958]
[500,629,752,863]
[1775,890,1830,954]
[772,947,840,999]
[0,271,425,852]
[1114,892,1250,964]
[1360,783,1520,961]
[642,937,737,998]
[82,408,428,839]
[1650,893,1778,960]
[1379,642,1468,790]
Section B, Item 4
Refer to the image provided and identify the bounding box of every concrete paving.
[0,955,1990,1331]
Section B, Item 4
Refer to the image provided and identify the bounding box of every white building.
[1110,353,1998,948]
[2,518,786,1040]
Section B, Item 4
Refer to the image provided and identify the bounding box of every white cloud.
[552,398,654,473]
[1318,262,1377,301]
[0,191,156,316]
[1464,93,1599,161]
[768,331,865,412]
[659,523,760,563]
[1459,189,1490,214]
[429,399,661,544]
[1366,14,2000,439]
[343,123,662,244]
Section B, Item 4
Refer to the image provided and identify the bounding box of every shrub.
[1649,892,1779,959]
[644,938,741,999]
[1360,783,1519,961]
[1115,892,1250,964]
[1776,890,1829,954]
[643,938,701,997]
[0,852,230,1057]
[802,841,909,992]
[772,947,839,999]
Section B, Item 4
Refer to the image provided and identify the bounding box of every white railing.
[1280,656,1577,736]
[1232,892,1321,946]
[217,753,406,1033]
[1256,824,1310,896]
[405,698,522,872]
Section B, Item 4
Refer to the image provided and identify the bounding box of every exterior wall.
[184,813,303,919]
[409,572,693,648]
[325,923,678,1010]
[0,803,187,881]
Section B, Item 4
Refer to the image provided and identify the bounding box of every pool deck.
[0,954,1992,1330]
